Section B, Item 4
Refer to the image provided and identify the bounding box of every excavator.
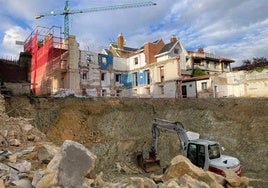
[136,118,242,176]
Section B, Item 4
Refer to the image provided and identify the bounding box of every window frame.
[101,73,105,81]
[134,57,138,65]
[201,82,207,90]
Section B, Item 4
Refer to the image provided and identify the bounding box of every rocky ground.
[0,95,267,187]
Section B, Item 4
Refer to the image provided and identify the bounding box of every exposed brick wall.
[144,40,165,63]
[0,59,29,82]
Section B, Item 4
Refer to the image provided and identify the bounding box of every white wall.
[113,57,129,71]
[101,72,111,87]
[196,78,212,93]
[214,70,268,97]
[164,82,177,98]
[128,53,146,70]
[182,82,196,98]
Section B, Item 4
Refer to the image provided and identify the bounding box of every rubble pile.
[0,95,259,187]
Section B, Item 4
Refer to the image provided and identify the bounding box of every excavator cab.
[186,143,206,169]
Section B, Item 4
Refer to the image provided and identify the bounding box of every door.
[187,143,205,168]
[182,85,187,98]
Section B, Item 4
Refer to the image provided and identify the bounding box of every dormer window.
[174,48,179,54]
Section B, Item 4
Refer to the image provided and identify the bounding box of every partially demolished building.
[25,27,267,98]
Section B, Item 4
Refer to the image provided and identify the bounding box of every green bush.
[192,67,207,77]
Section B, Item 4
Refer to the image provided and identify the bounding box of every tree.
[192,67,207,77]
[238,57,268,71]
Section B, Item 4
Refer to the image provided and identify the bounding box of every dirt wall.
[5,96,268,183]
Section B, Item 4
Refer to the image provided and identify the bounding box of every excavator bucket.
[136,151,161,172]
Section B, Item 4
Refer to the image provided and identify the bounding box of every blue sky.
[0,0,268,66]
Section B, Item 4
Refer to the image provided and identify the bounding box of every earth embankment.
[5,96,268,185]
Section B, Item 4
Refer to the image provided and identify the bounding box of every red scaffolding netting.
[24,27,67,95]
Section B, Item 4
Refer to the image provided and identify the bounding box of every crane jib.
[35,1,157,38]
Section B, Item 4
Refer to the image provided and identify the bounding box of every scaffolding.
[24,26,68,96]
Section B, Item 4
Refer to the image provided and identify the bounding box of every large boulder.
[161,155,223,188]
[160,155,251,188]
[36,140,97,188]
[37,142,59,164]
[224,170,249,187]
[160,174,211,188]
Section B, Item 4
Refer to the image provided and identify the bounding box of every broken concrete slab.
[11,179,33,188]
[36,140,97,188]
[37,143,59,164]
[7,160,31,173]
[31,170,45,187]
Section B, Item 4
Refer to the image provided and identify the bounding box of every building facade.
[25,29,249,98]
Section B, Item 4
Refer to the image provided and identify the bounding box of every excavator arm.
[150,118,190,156]
[136,118,192,172]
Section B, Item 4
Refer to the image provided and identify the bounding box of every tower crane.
[35,0,157,38]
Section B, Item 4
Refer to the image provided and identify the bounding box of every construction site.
[0,1,268,187]
[0,94,267,187]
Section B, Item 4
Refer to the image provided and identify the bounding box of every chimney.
[197,48,204,53]
[170,35,177,43]
[117,33,124,49]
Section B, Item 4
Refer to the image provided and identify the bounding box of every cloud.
[1,26,30,57]
[0,0,268,66]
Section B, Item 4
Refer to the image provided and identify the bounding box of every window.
[174,48,179,54]
[201,82,207,90]
[145,70,150,85]
[187,144,197,165]
[101,89,106,96]
[214,62,217,69]
[102,57,107,64]
[101,73,105,81]
[134,57,138,65]
[82,72,87,80]
[116,90,121,97]
[159,85,164,95]
[208,144,221,159]
[187,144,205,168]
[224,63,228,69]
[86,54,92,63]
[115,74,121,83]
[159,66,164,82]
[133,72,138,86]
[206,61,209,68]
[197,145,205,168]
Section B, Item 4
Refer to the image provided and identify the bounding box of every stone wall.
[4,82,30,95]
[215,69,268,97]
